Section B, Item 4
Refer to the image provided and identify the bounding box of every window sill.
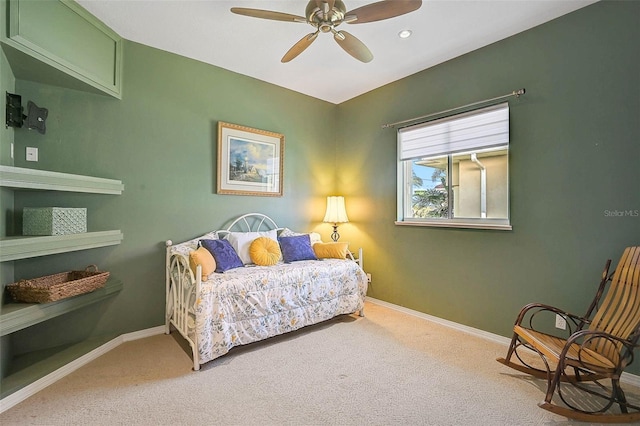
[395,220,512,231]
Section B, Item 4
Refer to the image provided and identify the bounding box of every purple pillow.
[200,239,243,273]
[278,234,317,263]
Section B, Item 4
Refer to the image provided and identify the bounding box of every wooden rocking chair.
[497,246,640,423]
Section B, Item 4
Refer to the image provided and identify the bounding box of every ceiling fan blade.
[333,30,373,63]
[230,7,306,23]
[346,0,422,24]
[281,32,319,63]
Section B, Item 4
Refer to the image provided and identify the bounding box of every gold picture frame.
[217,122,284,197]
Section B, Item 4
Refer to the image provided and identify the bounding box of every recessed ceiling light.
[398,30,412,39]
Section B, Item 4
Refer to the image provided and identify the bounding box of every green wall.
[5,40,337,355]
[1,0,639,377]
[336,0,639,371]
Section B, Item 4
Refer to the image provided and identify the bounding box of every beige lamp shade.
[323,196,349,224]
[323,196,348,242]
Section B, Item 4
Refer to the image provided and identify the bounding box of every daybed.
[165,213,368,370]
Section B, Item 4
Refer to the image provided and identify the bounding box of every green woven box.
[23,207,87,236]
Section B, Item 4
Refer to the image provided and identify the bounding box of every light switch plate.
[26,147,38,162]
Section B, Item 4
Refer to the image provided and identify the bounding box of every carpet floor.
[1,301,639,425]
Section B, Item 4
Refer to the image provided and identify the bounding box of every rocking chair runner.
[497,246,640,423]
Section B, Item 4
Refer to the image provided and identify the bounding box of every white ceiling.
[77,0,597,104]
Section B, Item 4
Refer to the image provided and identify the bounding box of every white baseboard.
[0,326,165,414]
[121,326,165,342]
[365,297,640,388]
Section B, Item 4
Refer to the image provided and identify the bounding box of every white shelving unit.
[0,166,124,260]
[0,278,123,336]
[0,166,125,398]
[0,165,124,194]
[0,231,123,262]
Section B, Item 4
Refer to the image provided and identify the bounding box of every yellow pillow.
[189,247,216,279]
[249,237,282,266]
[313,242,349,259]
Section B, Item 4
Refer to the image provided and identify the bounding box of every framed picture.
[217,122,284,197]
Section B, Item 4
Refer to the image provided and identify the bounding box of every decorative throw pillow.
[227,230,278,264]
[200,239,243,273]
[189,247,217,279]
[278,234,318,263]
[249,237,282,266]
[313,242,349,259]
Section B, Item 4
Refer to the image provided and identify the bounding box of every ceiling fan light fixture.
[398,29,412,39]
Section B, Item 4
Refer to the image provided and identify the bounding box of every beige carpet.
[1,302,639,425]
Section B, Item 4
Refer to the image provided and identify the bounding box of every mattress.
[194,258,368,363]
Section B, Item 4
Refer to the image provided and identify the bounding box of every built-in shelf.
[0,278,123,336]
[0,231,123,262]
[0,166,124,261]
[0,334,117,399]
[0,279,121,399]
[0,166,124,194]
[0,165,124,401]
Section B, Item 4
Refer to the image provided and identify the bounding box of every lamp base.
[330,224,340,242]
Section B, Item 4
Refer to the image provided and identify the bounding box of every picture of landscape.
[228,137,275,184]
[217,121,284,196]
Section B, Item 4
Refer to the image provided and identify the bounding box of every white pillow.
[227,230,278,264]
[170,231,218,258]
[278,227,322,245]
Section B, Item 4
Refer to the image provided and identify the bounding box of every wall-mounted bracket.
[5,92,48,134]
[6,92,25,129]
[26,101,48,134]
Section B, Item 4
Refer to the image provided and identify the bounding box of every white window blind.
[399,102,509,160]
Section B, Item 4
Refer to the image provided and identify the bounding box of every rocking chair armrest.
[515,302,586,327]
[566,329,636,349]
[563,329,637,369]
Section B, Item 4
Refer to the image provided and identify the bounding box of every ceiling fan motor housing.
[306,0,346,32]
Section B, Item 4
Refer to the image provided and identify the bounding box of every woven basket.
[6,265,109,303]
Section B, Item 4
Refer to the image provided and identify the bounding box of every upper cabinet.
[1,0,122,98]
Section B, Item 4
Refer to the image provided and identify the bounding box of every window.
[396,102,511,230]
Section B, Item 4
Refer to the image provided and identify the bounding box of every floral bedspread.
[195,259,368,364]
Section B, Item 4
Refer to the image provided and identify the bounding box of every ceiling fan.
[230,0,422,63]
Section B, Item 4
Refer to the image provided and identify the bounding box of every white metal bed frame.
[164,242,201,370]
[165,213,363,370]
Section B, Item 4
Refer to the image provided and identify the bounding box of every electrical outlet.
[366,273,372,282]
[555,314,567,330]
[26,147,38,162]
